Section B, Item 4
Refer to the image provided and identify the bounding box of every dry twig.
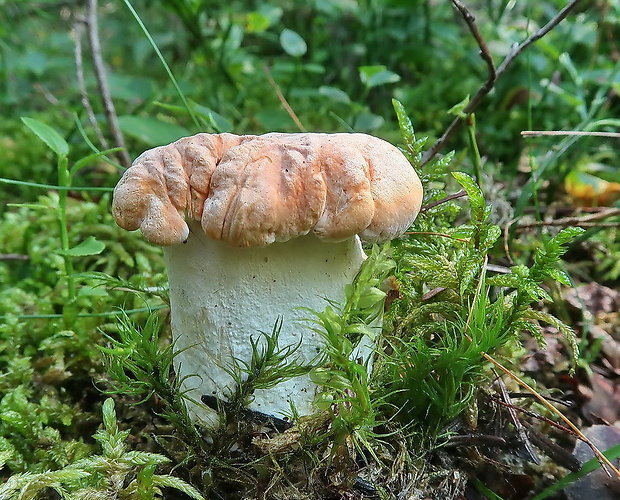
[0,254,29,261]
[522,130,620,138]
[420,189,467,212]
[495,378,540,465]
[421,0,584,167]
[263,65,306,132]
[86,0,131,168]
[516,207,620,230]
[463,257,620,479]
[73,17,109,150]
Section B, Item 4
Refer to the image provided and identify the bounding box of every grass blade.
[121,0,200,130]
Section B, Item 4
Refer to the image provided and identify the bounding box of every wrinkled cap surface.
[112,132,423,247]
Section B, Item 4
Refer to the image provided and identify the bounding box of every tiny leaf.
[280,28,307,57]
[392,98,415,148]
[319,86,351,104]
[447,95,470,118]
[21,117,69,157]
[359,65,400,88]
[546,267,572,286]
[57,236,106,257]
[453,172,485,221]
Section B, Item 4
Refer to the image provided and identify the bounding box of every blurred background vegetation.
[0,0,619,498]
[2,0,619,193]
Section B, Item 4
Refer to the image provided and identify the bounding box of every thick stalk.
[165,222,369,426]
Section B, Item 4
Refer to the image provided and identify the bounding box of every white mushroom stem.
[165,222,369,426]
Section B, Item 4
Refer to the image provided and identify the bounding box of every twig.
[32,83,61,107]
[420,189,467,212]
[522,130,620,138]
[530,222,620,228]
[495,378,540,464]
[421,0,584,167]
[491,397,577,439]
[524,421,582,472]
[86,0,131,168]
[32,84,74,121]
[445,434,508,448]
[405,231,470,243]
[486,264,511,274]
[463,256,620,479]
[263,65,306,132]
[73,17,109,150]
[451,0,496,84]
[0,254,29,261]
[517,207,620,230]
[485,354,620,478]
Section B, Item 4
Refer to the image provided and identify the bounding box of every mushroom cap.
[112,133,423,247]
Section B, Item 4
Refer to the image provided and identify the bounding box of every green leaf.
[0,177,113,192]
[392,98,415,147]
[447,95,470,118]
[21,117,69,157]
[552,227,586,246]
[118,115,192,146]
[357,287,387,310]
[319,86,351,104]
[486,274,520,288]
[153,475,206,500]
[246,11,271,33]
[452,172,485,221]
[101,398,117,432]
[359,65,401,88]
[344,323,378,340]
[531,443,620,500]
[353,112,384,131]
[57,236,106,257]
[480,225,501,251]
[546,267,572,286]
[280,28,307,57]
[71,147,124,175]
[6,203,48,209]
[310,368,352,391]
[191,102,234,133]
[153,101,233,133]
[108,74,156,102]
[459,257,482,296]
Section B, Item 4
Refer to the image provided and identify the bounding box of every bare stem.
[86,0,131,168]
[522,130,620,138]
[73,17,109,150]
[517,207,620,229]
[420,189,467,212]
[263,65,306,132]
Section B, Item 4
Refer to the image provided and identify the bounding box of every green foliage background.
[1,0,619,498]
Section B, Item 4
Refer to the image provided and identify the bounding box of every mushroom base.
[164,222,372,427]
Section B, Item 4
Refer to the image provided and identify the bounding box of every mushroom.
[112,132,423,425]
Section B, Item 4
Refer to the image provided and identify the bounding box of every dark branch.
[451,0,496,85]
[420,0,584,167]
[420,189,467,212]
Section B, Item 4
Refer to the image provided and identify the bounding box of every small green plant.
[368,101,581,442]
[223,319,314,413]
[377,168,581,441]
[99,310,206,468]
[0,386,92,475]
[0,398,205,500]
[307,245,395,454]
[3,119,118,304]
